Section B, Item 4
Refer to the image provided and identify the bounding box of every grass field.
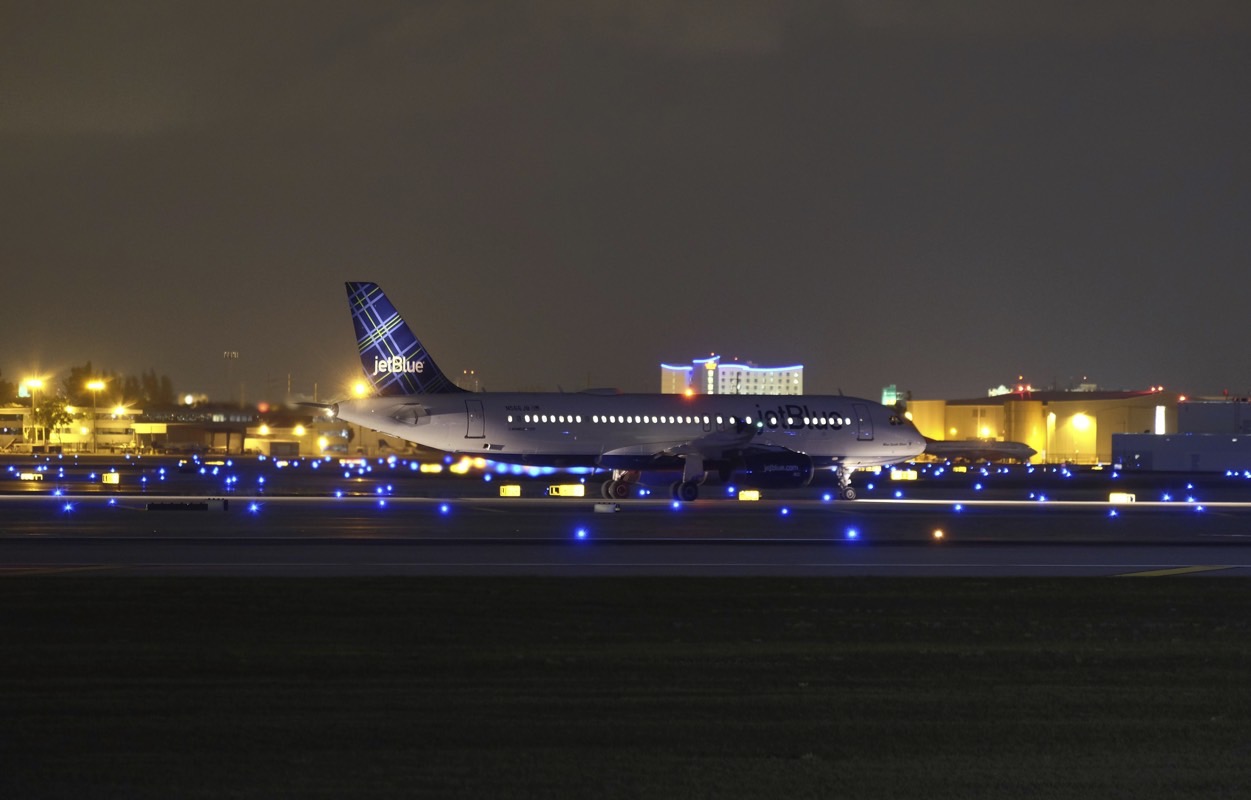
[2,578,1249,798]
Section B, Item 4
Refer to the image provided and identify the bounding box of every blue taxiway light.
[575,528,588,540]
[845,528,859,540]
[439,503,451,515]
[248,503,260,513]
[780,507,790,516]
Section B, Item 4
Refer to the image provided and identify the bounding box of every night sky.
[4,2,1250,404]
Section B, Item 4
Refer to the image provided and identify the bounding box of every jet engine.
[732,452,815,488]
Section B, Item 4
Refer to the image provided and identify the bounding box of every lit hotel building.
[661,356,803,396]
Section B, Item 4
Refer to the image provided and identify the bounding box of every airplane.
[326,282,927,500]
[922,438,1037,464]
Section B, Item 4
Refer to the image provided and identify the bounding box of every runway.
[3,493,1250,577]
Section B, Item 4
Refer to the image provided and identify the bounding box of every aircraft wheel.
[608,480,630,500]
[841,486,857,501]
[601,480,615,499]
[679,481,699,502]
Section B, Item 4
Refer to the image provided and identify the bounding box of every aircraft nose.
[905,420,926,457]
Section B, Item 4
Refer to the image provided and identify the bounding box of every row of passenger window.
[507,413,854,429]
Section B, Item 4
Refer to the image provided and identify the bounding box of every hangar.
[908,388,1178,465]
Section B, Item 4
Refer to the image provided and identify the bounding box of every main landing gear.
[669,480,699,502]
[601,470,638,500]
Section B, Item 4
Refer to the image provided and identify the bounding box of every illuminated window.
[575,416,582,423]
[592,415,599,423]
[524,414,531,423]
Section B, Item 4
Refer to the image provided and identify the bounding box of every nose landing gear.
[836,465,857,500]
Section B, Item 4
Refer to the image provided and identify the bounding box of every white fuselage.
[335,392,926,470]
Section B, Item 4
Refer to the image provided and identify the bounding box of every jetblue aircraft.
[330,282,926,500]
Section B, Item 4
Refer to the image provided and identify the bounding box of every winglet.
[345,282,466,396]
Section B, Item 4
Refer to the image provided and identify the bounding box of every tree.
[45,363,177,410]
[0,370,15,405]
[138,368,176,406]
[33,398,72,447]
[62,362,123,406]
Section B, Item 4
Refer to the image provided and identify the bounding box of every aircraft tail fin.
[345,282,466,396]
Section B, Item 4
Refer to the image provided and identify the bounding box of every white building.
[660,356,803,396]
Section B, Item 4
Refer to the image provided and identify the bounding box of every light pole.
[352,381,370,456]
[22,378,43,451]
[86,380,105,454]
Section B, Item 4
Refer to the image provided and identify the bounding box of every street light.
[86,380,106,454]
[22,378,43,451]
[351,381,370,456]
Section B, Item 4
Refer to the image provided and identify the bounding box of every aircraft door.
[465,399,485,439]
[853,403,873,441]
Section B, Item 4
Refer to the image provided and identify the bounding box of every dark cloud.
[2,1,1250,401]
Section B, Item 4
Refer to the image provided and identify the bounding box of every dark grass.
[2,578,1250,798]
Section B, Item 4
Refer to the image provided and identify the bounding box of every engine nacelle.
[734,452,815,489]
